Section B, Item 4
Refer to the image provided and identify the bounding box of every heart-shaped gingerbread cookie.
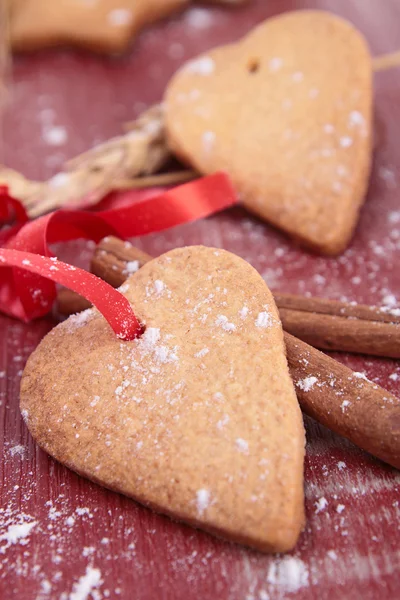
[165,10,372,254]
[20,246,305,552]
[10,0,188,53]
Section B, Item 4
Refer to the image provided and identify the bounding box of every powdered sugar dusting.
[315,497,328,514]
[42,125,67,146]
[0,517,37,554]
[255,311,272,328]
[154,280,165,295]
[64,309,94,333]
[341,400,351,413]
[215,315,236,332]
[195,348,209,358]
[239,305,249,319]
[235,438,249,454]
[202,131,216,153]
[297,376,318,392]
[124,261,139,274]
[9,444,26,458]
[141,327,161,347]
[185,56,215,76]
[196,489,211,516]
[185,7,214,30]
[269,57,282,72]
[267,557,309,593]
[69,565,102,600]
[107,8,132,26]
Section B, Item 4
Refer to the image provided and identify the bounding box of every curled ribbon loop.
[0,173,238,324]
[0,249,141,340]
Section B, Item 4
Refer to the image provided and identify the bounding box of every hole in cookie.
[247,58,261,74]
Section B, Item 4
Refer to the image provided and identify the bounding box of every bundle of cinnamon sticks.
[57,236,400,471]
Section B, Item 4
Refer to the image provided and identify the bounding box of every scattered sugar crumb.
[239,306,249,319]
[255,311,272,328]
[315,497,328,514]
[388,210,400,224]
[90,396,100,407]
[108,8,132,26]
[313,274,326,285]
[75,508,93,518]
[43,126,67,146]
[389,373,399,381]
[353,372,368,381]
[118,283,130,293]
[153,280,165,295]
[9,444,26,458]
[196,489,210,516]
[185,7,214,30]
[125,261,139,274]
[269,57,282,72]
[235,438,249,453]
[195,348,209,358]
[49,172,70,188]
[185,56,215,76]
[217,414,230,430]
[215,315,236,332]
[202,131,216,153]
[380,167,397,189]
[141,327,161,347]
[341,400,351,412]
[65,309,94,333]
[41,580,52,594]
[337,461,347,471]
[0,519,37,553]
[296,376,318,392]
[382,294,397,307]
[292,71,304,82]
[348,110,365,127]
[336,504,345,514]
[267,557,309,593]
[327,550,338,561]
[69,565,102,600]
[340,136,353,148]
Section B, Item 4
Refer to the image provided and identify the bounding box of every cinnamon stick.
[285,333,400,470]
[274,292,400,324]
[57,288,91,316]
[91,237,152,287]
[279,308,400,359]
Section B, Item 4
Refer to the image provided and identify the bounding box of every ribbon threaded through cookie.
[0,249,142,340]
[0,173,238,323]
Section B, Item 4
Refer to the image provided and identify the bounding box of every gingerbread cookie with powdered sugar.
[165,11,372,254]
[21,246,305,552]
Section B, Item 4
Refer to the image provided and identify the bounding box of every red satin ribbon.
[0,173,238,331]
[0,249,142,340]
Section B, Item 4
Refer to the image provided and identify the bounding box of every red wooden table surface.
[1,1,400,599]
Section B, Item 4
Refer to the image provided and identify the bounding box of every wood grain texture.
[1,1,400,599]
